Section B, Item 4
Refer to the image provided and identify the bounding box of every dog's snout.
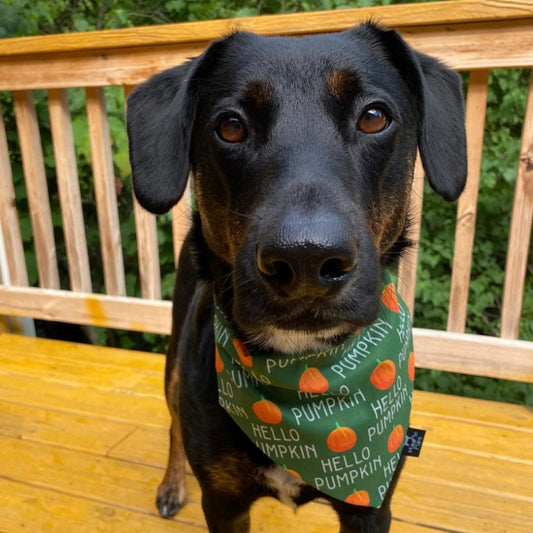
[257,236,358,299]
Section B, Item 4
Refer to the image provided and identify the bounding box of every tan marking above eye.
[217,115,247,143]
[357,108,390,134]
[327,69,358,100]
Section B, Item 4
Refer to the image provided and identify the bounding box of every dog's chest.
[263,464,306,510]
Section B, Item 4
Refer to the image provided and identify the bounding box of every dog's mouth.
[231,288,381,355]
[244,322,355,354]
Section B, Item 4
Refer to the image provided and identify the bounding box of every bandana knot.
[214,270,414,508]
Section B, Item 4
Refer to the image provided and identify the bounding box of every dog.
[127,22,466,533]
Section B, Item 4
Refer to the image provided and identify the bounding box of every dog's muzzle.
[256,208,359,301]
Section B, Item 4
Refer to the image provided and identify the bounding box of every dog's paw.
[156,481,186,518]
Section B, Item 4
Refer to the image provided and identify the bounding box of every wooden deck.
[1,332,531,532]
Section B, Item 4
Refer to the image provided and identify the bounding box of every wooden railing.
[0,0,532,383]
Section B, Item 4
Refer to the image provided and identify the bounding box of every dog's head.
[127,23,466,353]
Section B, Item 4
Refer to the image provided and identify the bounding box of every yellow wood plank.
[0,436,438,533]
[0,346,162,396]
[2,426,526,533]
[411,411,533,461]
[0,434,339,532]
[17,390,529,522]
[0,401,138,455]
[392,475,532,533]
[0,478,207,532]
[0,371,169,426]
[0,477,435,533]
[412,389,533,429]
[0,335,169,426]
[109,425,168,468]
[1,336,530,532]
[403,445,533,501]
[0,332,164,372]
[0,436,204,526]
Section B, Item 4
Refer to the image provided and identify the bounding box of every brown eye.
[216,115,247,143]
[357,107,390,134]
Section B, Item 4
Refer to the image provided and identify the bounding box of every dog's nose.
[257,237,358,299]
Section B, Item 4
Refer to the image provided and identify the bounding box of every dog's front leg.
[156,416,187,518]
[156,348,187,518]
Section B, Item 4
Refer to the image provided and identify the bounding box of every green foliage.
[0,0,530,402]
[415,369,533,406]
[414,69,531,340]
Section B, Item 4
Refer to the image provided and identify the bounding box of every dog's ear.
[360,24,467,201]
[127,36,236,214]
[127,63,195,214]
[411,50,467,201]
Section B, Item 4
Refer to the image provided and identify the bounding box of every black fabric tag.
[402,427,426,457]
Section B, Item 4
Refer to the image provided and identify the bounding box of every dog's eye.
[357,108,390,134]
[216,115,247,143]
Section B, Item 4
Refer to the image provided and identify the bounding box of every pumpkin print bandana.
[214,270,414,508]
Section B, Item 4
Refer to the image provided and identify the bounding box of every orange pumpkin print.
[327,425,357,453]
[215,347,224,373]
[299,367,329,393]
[232,338,253,367]
[354,326,363,336]
[408,352,415,381]
[381,283,400,313]
[285,468,302,480]
[370,360,396,390]
[345,489,370,507]
[387,424,405,453]
[252,399,282,424]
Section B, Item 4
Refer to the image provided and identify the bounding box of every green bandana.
[214,270,414,508]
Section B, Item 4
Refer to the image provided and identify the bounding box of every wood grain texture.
[0,107,28,286]
[397,156,425,314]
[48,88,92,293]
[413,327,533,382]
[13,91,60,289]
[0,0,532,57]
[0,285,172,334]
[85,86,126,296]
[172,195,190,268]
[0,333,531,532]
[1,11,533,90]
[124,85,162,300]
[447,70,489,333]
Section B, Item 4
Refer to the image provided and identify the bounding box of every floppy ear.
[127,63,196,215]
[362,24,467,201]
[127,35,238,215]
[413,50,467,201]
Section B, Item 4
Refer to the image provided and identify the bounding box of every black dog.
[127,22,466,533]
